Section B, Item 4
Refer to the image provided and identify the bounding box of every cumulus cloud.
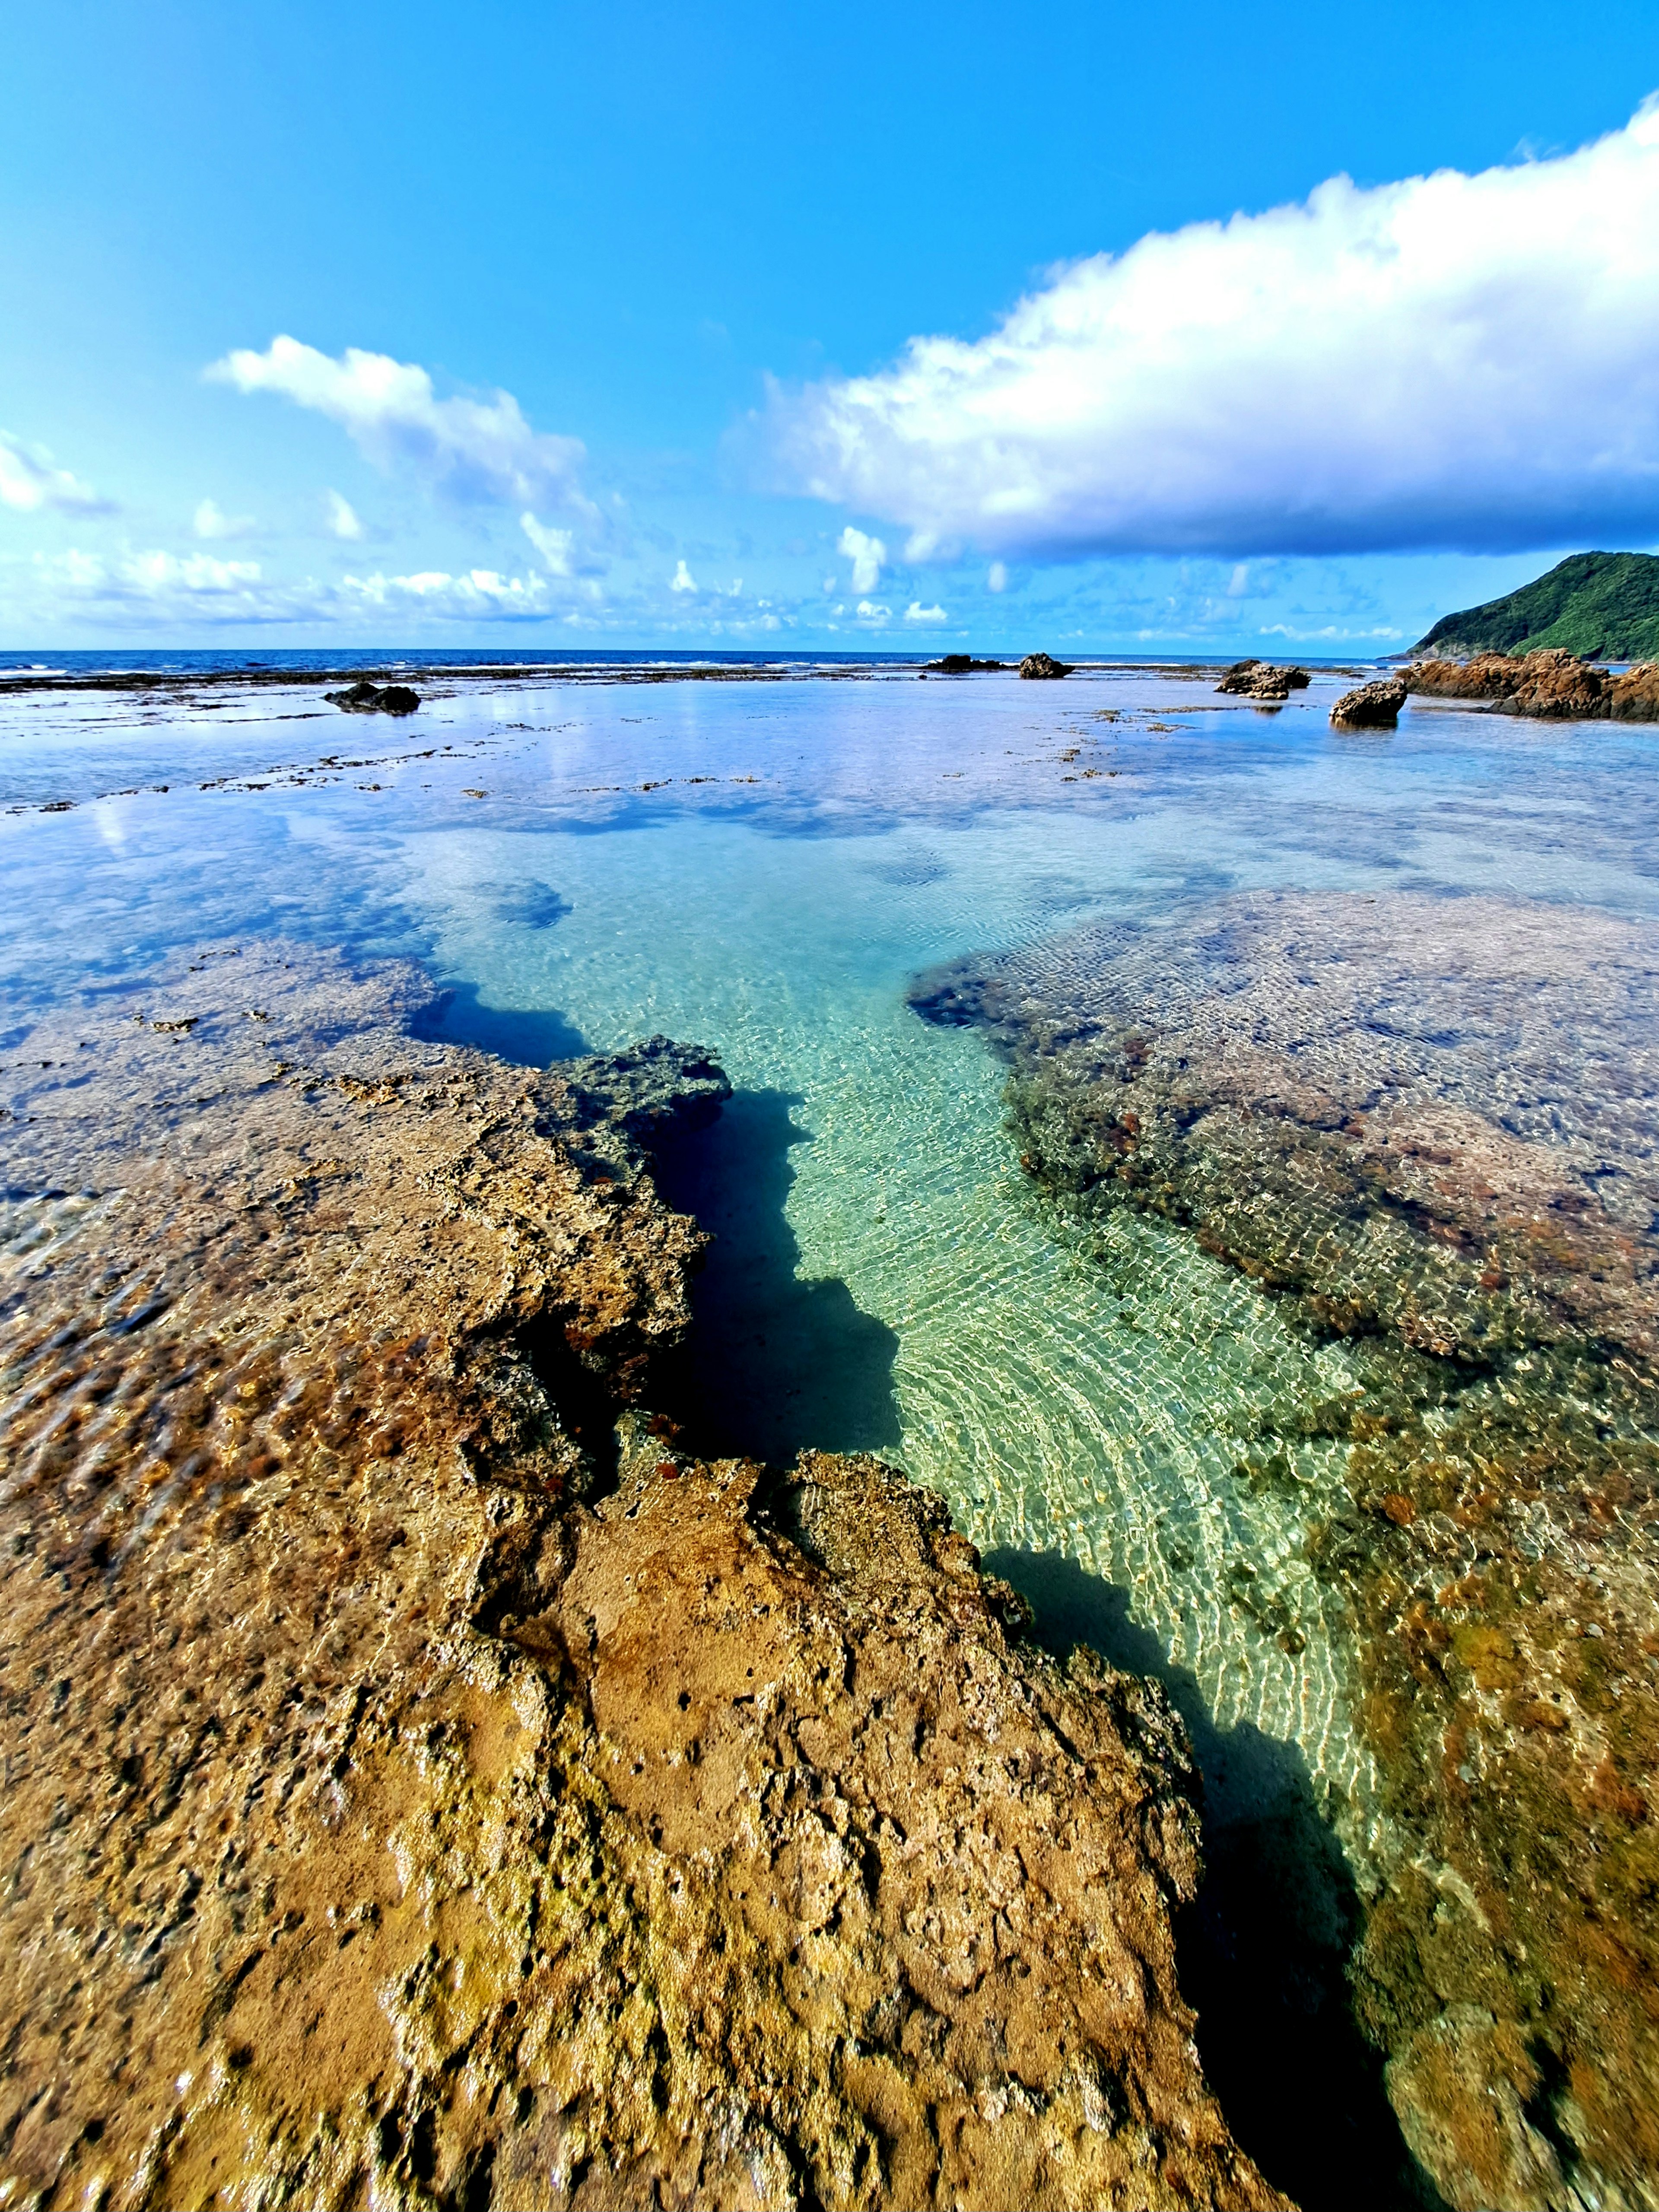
[838,525,887,591]
[209,336,591,510]
[772,98,1659,556]
[987,561,1008,592]
[0,431,110,514]
[194,498,254,539]
[854,599,890,624]
[31,547,289,624]
[671,559,698,593]
[904,601,948,623]
[339,568,554,619]
[326,489,363,540]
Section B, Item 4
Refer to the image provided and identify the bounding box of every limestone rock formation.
[1330,677,1407,728]
[0,945,1281,2212]
[325,676,422,715]
[911,891,1659,2212]
[1407,648,1659,722]
[1216,662,1309,700]
[1019,652,1073,680]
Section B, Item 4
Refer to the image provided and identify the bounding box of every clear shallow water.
[6,663,1659,1849]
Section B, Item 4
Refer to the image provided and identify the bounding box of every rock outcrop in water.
[325,676,422,715]
[1330,677,1407,728]
[0,947,1280,2211]
[1407,647,1659,721]
[1019,652,1073,680]
[1216,662,1309,701]
[912,891,1659,2212]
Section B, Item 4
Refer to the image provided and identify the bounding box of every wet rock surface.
[912,890,1659,2212]
[0,946,1278,2211]
[1216,663,1309,701]
[1019,653,1073,680]
[1330,678,1407,728]
[1407,648,1659,721]
[325,677,422,715]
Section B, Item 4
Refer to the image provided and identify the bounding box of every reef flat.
[0,947,1277,2211]
[913,891,1659,2212]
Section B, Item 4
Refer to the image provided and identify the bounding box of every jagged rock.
[925,653,1005,673]
[1406,648,1631,721]
[1611,662,1659,720]
[1330,677,1407,727]
[1217,662,1310,701]
[1019,652,1073,679]
[0,944,1280,2212]
[324,676,422,715]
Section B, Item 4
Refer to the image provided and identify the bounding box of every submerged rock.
[1019,652,1073,679]
[911,890,1659,2211]
[1330,677,1407,727]
[0,945,1279,2211]
[325,676,422,715]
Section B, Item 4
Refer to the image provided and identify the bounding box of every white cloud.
[837,525,887,592]
[772,98,1659,556]
[987,561,1008,592]
[1226,563,1250,598]
[521,511,575,575]
[671,559,698,593]
[855,599,890,623]
[904,601,948,623]
[340,568,554,619]
[326,489,363,540]
[209,335,590,509]
[194,497,254,539]
[0,431,110,513]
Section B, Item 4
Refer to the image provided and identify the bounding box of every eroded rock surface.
[912,892,1659,2212]
[1329,678,1406,728]
[1407,647,1659,721]
[0,947,1278,2211]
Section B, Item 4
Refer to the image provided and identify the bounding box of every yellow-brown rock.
[0,945,1281,2212]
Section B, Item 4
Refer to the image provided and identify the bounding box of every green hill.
[1413,551,1659,661]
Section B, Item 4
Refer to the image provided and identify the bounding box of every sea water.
[6,661,1659,1849]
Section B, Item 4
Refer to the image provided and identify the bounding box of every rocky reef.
[0,946,1279,2211]
[1407,647,1659,721]
[912,891,1659,2212]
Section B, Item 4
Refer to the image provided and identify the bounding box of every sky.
[5,0,1659,653]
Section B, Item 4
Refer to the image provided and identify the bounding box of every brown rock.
[1019,652,1073,679]
[1330,677,1408,728]
[1611,661,1659,721]
[0,945,1281,2212]
[1407,648,1615,720]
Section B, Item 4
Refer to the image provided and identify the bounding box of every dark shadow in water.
[653,1088,903,1463]
[412,981,588,1065]
[982,1546,1446,2212]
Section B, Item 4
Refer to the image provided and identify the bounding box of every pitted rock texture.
[1407,647,1659,721]
[912,891,1659,2212]
[0,946,1277,2212]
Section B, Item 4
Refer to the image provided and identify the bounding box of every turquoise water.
[7,663,1659,1847]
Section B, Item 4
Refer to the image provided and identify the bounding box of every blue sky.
[6,0,1659,651]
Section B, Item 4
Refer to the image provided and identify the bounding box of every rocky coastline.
[0,946,1279,2211]
[912,891,1659,2212]
[1407,646,1659,720]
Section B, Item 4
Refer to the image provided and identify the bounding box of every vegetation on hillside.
[1414,551,1659,660]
